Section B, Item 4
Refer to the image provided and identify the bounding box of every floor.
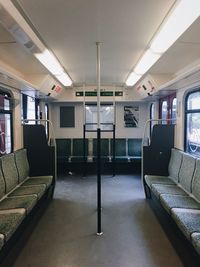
[13,174,183,267]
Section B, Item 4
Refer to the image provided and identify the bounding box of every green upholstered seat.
[191,233,200,255]
[14,149,29,183]
[0,209,25,241]
[128,138,142,161]
[0,195,37,214]
[145,175,176,188]
[151,184,187,199]
[9,184,46,200]
[56,139,71,162]
[0,167,5,200]
[71,139,88,162]
[192,159,200,202]
[178,153,196,193]
[1,153,19,193]
[0,234,4,249]
[93,139,110,161]
[171,208,200,240]
[168,148,183,183]
[22,176,53,189]
[160,194,200,214]
[111,139,128,162]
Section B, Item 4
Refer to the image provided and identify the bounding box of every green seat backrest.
[1,153,19,193]
[168,148,183,183]
[179,153,196,193]
[111,139,126,156]
[192,159,200,201]
[72,139,88,156]
[0,167,5,199]
[56,139,71,157]
[14,149,29,182]
[93,139,109,157]
[128,139,142,157]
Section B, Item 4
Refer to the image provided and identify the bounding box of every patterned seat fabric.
[151,184,187,199]
[9,184,46,200]
[22,176,53,189]
[145,175,175,188]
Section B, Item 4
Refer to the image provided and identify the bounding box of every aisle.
[13,174,183,267]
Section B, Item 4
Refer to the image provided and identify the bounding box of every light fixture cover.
[134,49,161,75]
[56,72,72,86]
[126,72,142,86]
[151,0,200,53]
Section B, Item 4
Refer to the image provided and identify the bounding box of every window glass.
[0,90,13,155]
[85,104,114,131]
[185,90,200,156]
[172,98,177,122]
[161,101,168,124]
[27,96,36,124]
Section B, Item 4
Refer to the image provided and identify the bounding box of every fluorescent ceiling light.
[126,72,142,86]
[56,72,72,86]
[151,0,200,53]
[134,49,161,75]
[34,49,64,75]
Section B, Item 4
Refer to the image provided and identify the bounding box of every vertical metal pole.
[83,84,86,177]
[113,124,116,176]
[96,42,103,235]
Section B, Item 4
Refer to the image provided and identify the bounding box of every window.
[22,94,38,124]
[0,90,13,155]
[85,104,114,131]
[159,93,176,124]
[150,103,155,136]
[185,90,200,156]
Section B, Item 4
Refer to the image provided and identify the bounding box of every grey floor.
[13,174,184,267]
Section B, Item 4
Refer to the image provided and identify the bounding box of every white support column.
[96,42,101,129]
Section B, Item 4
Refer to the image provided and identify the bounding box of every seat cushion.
[145,175,175,188]
[22,176,53,189]
[171,208,200,240]
[0,233,4,249]
[8,184,46,200]
[191,233,200,255]
[0,209,25,241]
[0,195,37,214]
[160,194,200,214]
[151,184,187,199]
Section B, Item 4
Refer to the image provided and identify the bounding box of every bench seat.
[151,184,187,198]
[160,194,200,213]
[0,209,25,241]
[0,195,37,215]
[9,184,46,200]
[22,176,53,189]
[145,175,176,187]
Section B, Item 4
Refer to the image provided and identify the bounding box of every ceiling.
[0,0,200,87]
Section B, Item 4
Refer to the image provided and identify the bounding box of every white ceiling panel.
[13,0,176,85]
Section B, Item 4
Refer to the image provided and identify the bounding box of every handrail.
[21,119,57,181]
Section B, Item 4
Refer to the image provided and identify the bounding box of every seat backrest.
[128,139,142,157]
[192,159,200,201]
[179,153,196,193]
[1,153,19,193]
[72,139,88,156]
[168,148,183,182]
[56,139,71,157]
[111,139,126,156]
[14,149,29,182]
[93,139,109,157]
[0,166,5,199]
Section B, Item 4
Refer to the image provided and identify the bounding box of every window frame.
[184,88,200,155]
[0,89,13,155]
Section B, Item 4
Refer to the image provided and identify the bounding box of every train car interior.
[0,0,200,266]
